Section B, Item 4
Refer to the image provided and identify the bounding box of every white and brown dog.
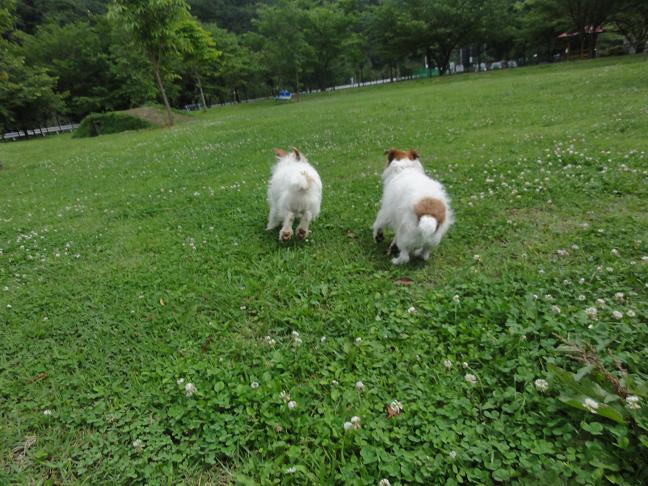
[373,148,453,264]
[267,147,322,241]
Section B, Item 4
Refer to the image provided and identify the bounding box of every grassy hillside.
[1,56,647,484]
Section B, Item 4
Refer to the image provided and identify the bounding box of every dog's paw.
[420,251,430,261]
[280,230,292,241]
[374,229,384,243]
[391,257,404,265]
[296,228,307,240]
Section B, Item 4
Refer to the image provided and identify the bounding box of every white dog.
[267,147,322,241]
[373,148,453,264]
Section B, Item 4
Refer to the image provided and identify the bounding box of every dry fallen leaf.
[159,298,165,306]
[395,277,414,286]
[385,403,403,419]
[28,372,48,384]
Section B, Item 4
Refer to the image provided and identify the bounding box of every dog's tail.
[414,197,446,239]
[289,170,314,192]
[418,216,438,238]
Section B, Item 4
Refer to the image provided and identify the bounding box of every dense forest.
[1,0,647,131]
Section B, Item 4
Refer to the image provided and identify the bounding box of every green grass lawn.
[1,56,647,485]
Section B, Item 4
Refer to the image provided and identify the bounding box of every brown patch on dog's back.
[414,197,446,226]
[385,148,419,163]
[273,148,287,158]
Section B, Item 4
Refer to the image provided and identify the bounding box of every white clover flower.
[343,421,353,431]
[185,383,197,396]
[331,380,339,386]
[43,409,53,416]
[544,294,554,301]
[355,337,362,344]
[556,249,568,257]
[585,307,598,320]
[595,298,606,308]
[614,292,625,303]
[578,278,586,284]
[642,256,648,262]
[286,466,296,474]
[612,310,624,320]
[389,400,403,413]
[287,400,297,410]
[625,395,641,410]
[462,362,469,369]
[627,310,636,318]
[378,479,392,486]
[291,330,300,338]
[473,254,481,262]
[534,379,549,392]
[448,450,457,460]
[532,294,539,300]
[452,295,460,304]
[606,267,614,273]
[293,337,302,346]
[132,439,144,449]
[320,336,327,343]
[571,244,580,250]
[551,305,561,314]
[176,378,185,385]
[355,381,365,391]
[251,381,259,389]
[407,306,416,314]
[464,374,477,384]
[351,416,361,425]
[578,295,586,301]
[279,391,291,402]
[583,397,599,413]
[443,359,453,370]
[610,248,619,256]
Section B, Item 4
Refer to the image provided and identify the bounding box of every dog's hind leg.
[267,207,280,230]
[391,249,410,265]
[296,210,312,240]
[279,212,295,241]
[387,238,398,255]
[372,209,388,242]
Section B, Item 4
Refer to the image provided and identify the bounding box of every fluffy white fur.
[372,152,453,264]
[267,148,322,241]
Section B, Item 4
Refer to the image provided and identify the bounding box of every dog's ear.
[290,147,301,161]
[273,148,287,158]
[408,148,419,160]
[384,148,398,164]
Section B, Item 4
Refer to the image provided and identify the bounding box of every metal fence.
[2,123,79,142]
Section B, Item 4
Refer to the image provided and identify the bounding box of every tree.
[529,0,621,58]
[254,0,313,97]
[407,0,488,75]
[110,0,196,126]
[611,0,648,53]
[177,18,220,109]
[0,0,63,132]
[303,3,351,91]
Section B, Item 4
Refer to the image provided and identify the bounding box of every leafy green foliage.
[73,111,152,138]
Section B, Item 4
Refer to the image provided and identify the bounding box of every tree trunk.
[590,33,599,58]
[294,70,300,101]
[153,61,174,126]
[196,73,207,110]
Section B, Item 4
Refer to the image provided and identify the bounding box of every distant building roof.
[558,25,604,38]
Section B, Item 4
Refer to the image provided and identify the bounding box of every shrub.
[73,112,152,138]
